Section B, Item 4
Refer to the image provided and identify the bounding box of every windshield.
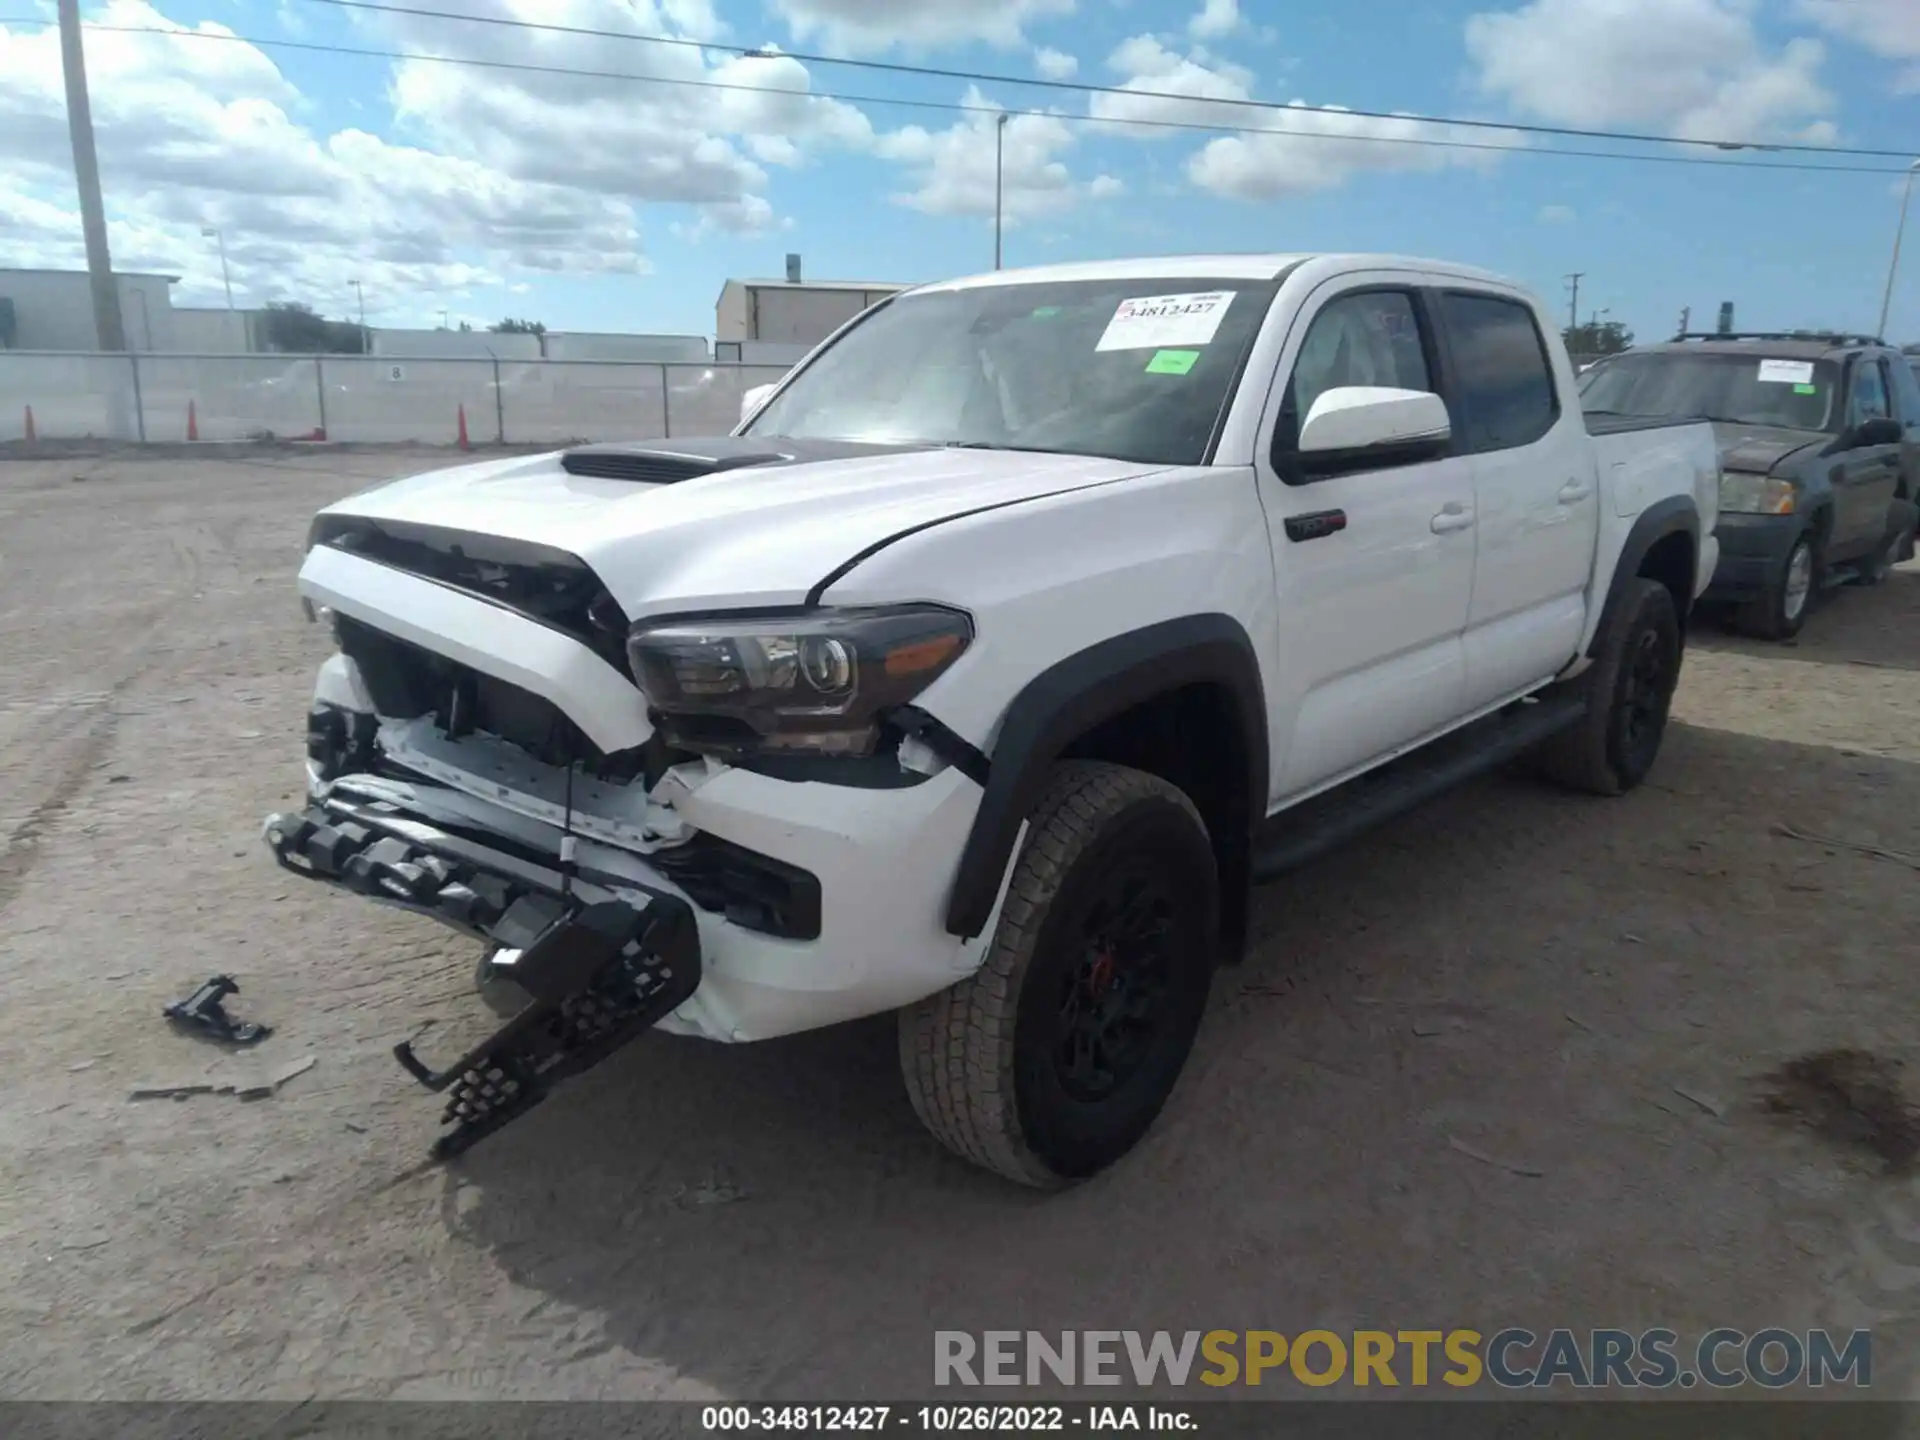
[1579,351,1840,431]
[742,277,1280,466]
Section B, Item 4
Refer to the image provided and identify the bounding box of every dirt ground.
[2,447,1919,1403]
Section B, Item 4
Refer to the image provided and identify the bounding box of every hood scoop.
[558,436,935,485]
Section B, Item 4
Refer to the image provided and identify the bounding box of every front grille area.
[326,617,821,941]
[333,615,661,784]
[310,517,630,670]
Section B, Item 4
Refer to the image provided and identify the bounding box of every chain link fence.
[0,351,795,446]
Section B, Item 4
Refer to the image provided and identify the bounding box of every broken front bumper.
[263,793,700,1159]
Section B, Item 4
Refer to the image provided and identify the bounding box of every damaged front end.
[273,539,715,1160]
[264,788,700,1160]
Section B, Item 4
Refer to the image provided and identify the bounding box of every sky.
[2,0,1919,343]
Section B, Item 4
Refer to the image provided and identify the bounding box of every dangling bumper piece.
[262,797,701,1159]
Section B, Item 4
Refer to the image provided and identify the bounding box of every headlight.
[1718,472,1796,515]
[626,605,973,758]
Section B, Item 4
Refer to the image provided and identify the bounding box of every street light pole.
[994,112,1009,271]
[1877,159,1920,341]
[201,227,233,310]
[351,280,367,352]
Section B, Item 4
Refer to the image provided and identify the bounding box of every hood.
[316,437,1173,617]
[1710,421,1827,476]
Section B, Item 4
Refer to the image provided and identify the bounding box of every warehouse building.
[715,260,907,364]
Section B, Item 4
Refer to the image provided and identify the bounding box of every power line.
[288,0,1919,162]
[0,15,1911,176]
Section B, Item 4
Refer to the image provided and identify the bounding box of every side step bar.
[1251,691,1588,883]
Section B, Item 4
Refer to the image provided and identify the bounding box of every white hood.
[318,444,1169,618]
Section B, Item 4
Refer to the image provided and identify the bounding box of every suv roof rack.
[1670,330,1886,347]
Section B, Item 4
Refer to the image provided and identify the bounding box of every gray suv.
[1581,333,1919,639]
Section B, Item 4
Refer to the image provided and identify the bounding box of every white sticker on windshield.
[1757,359,1816,385]
[1095,291,1236,352]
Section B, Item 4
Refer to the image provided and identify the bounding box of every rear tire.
[1733,529,1817,640]
[1859,501,1917,585]
[898,761,1219,1189]
[1533,577,1681,797]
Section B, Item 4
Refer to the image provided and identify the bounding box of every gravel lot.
[2,447,1919,1403]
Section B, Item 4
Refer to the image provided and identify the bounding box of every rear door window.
[1849,359,1890,427]
[1438,293,1560,453]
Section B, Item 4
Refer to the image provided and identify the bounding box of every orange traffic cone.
[186,399,199,442]
[22,405,34,444]
[456,403,470,450]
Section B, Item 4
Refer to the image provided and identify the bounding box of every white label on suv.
[1095,291,1235,352]
[1757,359,1816,385]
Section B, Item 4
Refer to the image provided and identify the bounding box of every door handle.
[1558,479,1593,503]
[1431,505,1475,534]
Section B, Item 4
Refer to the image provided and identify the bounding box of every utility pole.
[202,227,234,310]
[59,0,125,351]
[1878,159,1920,342]
[993,113,1009,271]
[1564,273,1584,336]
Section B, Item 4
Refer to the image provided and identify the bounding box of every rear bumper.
[1701,511,1801,603]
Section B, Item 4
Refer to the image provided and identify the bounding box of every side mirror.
[740,383,776,426]
[1852,416,1902,448]
[1295,386,1451,476]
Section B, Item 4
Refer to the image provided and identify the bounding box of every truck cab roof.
[913,253,1528,294]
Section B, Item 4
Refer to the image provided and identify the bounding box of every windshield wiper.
[937,441,1072,455]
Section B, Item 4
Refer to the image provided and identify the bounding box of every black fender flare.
[1586,495,1700,658]
[944,614,1268,940]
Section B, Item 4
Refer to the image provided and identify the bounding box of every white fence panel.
[499,361,668,446]
[137,356,323,442]
[0,352,799,447]
[0,353,135,440]
[321,357,503,444]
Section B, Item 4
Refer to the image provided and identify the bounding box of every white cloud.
[1795,0,1920,92]
[379,7,874,229]
[874,88,1121,224]
[1465,0,1837,142]
[1089,35,1257,137]
[1189,0,1242,39]
[1087,37,1521,196]
[1538,203,1576,223]
[1034,46,1079,79]
[772,0,1075,55]
[0,0,884,317]
[1189,104,1519,199]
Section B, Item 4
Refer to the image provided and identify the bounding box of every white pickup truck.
[267,253,1719,1186]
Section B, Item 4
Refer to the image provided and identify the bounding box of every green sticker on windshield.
[1031,305,1061,318]
[1145,349,1199,375]
[1794,383,1818,394]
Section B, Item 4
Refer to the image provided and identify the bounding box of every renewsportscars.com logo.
[933,1328,1872,1390]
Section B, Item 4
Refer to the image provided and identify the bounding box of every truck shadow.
[1687,564,1920,673]
[435,722,1920,1402]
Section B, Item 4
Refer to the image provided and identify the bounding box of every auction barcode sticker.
[1096,291,1235,352]
[1757,359,1816,385]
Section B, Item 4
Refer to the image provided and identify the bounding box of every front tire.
[899,761,1219,1189]
[1533,577,1682,797]
[1734,529,1817,640]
